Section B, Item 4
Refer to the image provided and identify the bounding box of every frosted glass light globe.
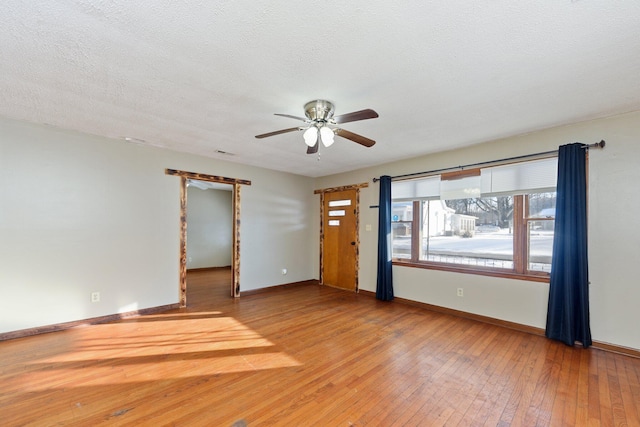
[303,127,318,147]
[319,126,335,147]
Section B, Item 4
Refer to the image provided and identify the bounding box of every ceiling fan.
[255,100,379,154]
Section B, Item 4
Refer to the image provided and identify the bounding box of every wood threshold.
[359,289,640,359]
[0,303,180,341]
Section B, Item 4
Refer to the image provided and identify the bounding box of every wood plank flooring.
[1,268,639,426]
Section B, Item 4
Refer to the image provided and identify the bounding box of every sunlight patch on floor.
[14,315,301,392]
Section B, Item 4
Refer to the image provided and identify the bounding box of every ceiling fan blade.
[274,113,309,122]
[335,128,376,147]
[306,141,319,154]
[255,127,301,139]
[332,109,378,124]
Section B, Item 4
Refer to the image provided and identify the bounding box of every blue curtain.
[545,143,592,348]
[376,175,394,301]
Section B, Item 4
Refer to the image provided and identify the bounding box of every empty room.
[1,2,640,426]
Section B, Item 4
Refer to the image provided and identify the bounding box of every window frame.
[391,164,557,283]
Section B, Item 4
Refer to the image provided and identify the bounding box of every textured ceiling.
[2,1,640,177]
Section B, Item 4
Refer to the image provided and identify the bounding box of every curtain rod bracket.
[582,140,606,149]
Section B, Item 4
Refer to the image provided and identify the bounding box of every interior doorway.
[186,182,233,271]
[165,169,251,306]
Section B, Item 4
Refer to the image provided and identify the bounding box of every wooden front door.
[322,189,358,291]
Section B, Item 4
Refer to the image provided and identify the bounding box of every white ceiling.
[2,1,639,177]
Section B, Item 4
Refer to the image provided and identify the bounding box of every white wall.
[0,117,316,333]
[316,110,640,351]
[241,169,317,291]
[186,187,232,269]
[3,111,639,352]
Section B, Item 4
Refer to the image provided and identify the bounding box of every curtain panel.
[545,143,592,348]
[376,175,394,301]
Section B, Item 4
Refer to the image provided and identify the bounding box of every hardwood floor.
[2,268,639,426]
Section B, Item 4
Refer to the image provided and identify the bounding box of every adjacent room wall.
[316,110,640,351]
[0,117,316,334]
[186,187,233,269]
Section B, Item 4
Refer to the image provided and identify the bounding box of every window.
[391,158,557,280]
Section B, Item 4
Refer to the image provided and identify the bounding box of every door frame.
[314,182,368,291]
[166,169,251,306]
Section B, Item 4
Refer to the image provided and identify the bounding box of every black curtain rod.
[373,140,605,183]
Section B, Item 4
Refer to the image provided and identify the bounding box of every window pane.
[528,219,554,273]
[391,202,412,259]
[528,192,555,272]
[420,197,514,269]
[528,192,556,218]
[328,199,351,207]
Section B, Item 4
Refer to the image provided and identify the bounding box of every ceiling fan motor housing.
[304,100,335,122]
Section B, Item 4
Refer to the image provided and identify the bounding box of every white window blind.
[440,175,481,200]
[392,175,440,200]
[481,157,557,196]
[392,157,557,201]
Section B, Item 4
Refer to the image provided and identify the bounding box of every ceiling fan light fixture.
[319,126,335,147]
[255,100,378,153]
[303,126,318,147]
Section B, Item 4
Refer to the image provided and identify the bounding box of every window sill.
[392,260,550,283]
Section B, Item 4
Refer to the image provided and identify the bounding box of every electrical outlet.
[457,288,464,297]
[282,268,287,275]
[91,291,100,303]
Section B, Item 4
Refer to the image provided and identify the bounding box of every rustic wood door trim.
[313,182,369,195]
[165,169,251,305]
[315,182,368,292]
